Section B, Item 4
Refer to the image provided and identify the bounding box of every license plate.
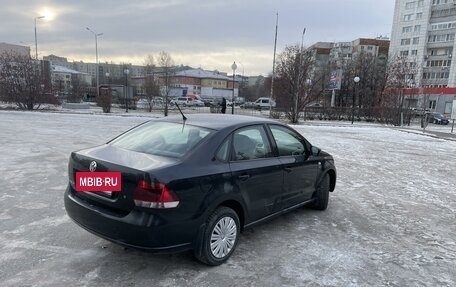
[75,172,122,192]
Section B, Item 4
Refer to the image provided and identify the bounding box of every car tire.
[194,207,240,266]
[312,174,330,210]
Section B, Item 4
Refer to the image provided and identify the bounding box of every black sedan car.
[65,114,336,265]
[427,112,449,125]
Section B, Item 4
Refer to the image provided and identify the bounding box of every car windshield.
[110,121,213,158]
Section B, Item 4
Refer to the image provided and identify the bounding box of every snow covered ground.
[0,110,455,286]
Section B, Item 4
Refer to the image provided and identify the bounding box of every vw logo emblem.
[89,161,97,172]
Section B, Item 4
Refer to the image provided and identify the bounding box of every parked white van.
[254,97,276,110]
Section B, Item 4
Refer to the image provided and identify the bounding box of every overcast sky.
[1,0,396,76]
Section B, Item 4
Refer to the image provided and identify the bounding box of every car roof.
[156,114,279,130]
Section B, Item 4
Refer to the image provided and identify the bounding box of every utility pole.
[270,12,278,117]
[296,27,306,123]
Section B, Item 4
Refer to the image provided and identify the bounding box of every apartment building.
[0,43,30,57]
[390,0,456,113]
[51,65,91,96]
[390,0,456,87]
[43,55,145,85]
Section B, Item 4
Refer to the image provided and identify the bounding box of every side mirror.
[311,146,321,156]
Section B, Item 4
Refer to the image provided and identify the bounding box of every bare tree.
[240,76,271,102]
[97,87,112,113]
[275,44,325,123]
[384,56,418,125]
[140,54,159,112]
[143,75,161,112]
[0,52,57,109]
[157,51,175,116]
[67,75,87,103]
[144,54,155,76]
[336,51,389,121]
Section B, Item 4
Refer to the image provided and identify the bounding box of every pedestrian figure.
[221,98,227,114]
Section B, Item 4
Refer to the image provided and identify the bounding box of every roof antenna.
[174,103,187,131]
[175,103,187,121]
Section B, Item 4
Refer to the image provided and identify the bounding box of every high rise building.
[390,0,456,114]
[390,0,456,87]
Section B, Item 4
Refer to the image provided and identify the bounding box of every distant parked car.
[427,112,449,125]
[193,99,205,107]
[201,97,217,107]
[240,101,255,109]
[170,97,196,107]
[254,97,276,110]
[137,97,164,109]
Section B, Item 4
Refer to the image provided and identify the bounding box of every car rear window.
[110,121,213,158]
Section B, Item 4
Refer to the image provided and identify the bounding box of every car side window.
[232,126,273,161]
[216,137,231,161]
[270,125,306,157]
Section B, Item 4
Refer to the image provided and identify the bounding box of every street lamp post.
[105,72,110,84]
[352,76,360,124]
[34,16,45,60]
[237,61,245,100]
[124,68,130,113]
[86,27,103,99]
[231,61,237,115]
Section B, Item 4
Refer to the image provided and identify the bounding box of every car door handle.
[238,174,250,181]
[284,167,293,173]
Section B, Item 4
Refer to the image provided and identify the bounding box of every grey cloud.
[0,0,395,75]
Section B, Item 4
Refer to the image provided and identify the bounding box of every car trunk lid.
[68,144,177,214]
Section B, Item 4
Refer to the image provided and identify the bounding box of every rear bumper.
[64,186,197,253]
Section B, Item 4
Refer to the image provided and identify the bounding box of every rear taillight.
[133,180,179,209]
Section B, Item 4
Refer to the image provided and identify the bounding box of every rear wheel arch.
[218,200,245,231]
[194,206,241,265]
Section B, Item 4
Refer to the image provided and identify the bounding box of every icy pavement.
[0,111,455,287]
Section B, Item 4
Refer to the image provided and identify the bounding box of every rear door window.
[232,125,273,161]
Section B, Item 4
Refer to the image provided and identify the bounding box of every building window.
[418,0,424,7]
[427,59,452,67]
[427,33,455,42]
[406,1,416,9]
[431,21,456,31]
[416,12,423,19]
[414,25,421,32]
[400,50,410,56]
[432,0,450,5]
[411,49,418,55]
[403,26,413,33]
[401,38,411,45]
[404,14,413,21]
[429,100,436,110]
[413,37,420,44]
